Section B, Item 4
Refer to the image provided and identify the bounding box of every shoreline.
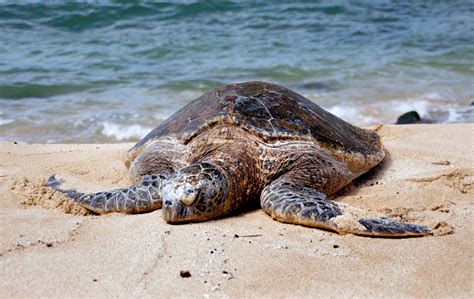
[0,124,473,297]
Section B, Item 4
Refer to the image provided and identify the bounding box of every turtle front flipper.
[260,179,432,237]
[48,174,164,214]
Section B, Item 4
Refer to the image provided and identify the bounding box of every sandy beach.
[0,123,472,297]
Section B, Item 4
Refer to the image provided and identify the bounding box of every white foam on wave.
[422,91,444,101]
[101,122,153,141]
[326,105,378,125]
[0,110,14,126]
[153,111,177,122]
[0,118,14,126]
[325,98,457,125]
[391,100,430,118]
[445,106,474,123]
[445,108,461,123]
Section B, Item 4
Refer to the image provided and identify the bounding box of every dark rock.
[396,111,433,124]
[396,111,421,124]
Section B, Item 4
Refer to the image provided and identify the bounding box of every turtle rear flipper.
[356,217,432,237]
[260,179,432,237]
[48,174,164,214]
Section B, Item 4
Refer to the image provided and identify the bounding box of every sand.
[0,124,473,298]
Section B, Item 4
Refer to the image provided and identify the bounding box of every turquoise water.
[1,1,473,143]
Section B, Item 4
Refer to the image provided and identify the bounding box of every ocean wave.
[0,118,14,126]
[0,83,94,100]
[0,2,245,32]
[327,99,474,126]
[157,79,223,93]
[0,3,165,31]
[100,122,153,141]
[444,106,474,123]
[326,105,378,125]
[282,4,345,15]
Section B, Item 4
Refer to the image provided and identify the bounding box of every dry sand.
[0,124,473,298]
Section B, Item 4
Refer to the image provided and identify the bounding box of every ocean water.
[0,1,473,143]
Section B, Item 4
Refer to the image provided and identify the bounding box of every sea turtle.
[49,81,432,237]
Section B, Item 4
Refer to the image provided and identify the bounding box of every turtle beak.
[163,202,189,223]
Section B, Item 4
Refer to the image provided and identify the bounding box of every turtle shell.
[130,81,380,157]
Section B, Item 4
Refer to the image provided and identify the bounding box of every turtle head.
[162,163,228,223]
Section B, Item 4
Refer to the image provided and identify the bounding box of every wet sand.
[0,124,473,297]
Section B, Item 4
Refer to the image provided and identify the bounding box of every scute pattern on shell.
[129,81,380,159]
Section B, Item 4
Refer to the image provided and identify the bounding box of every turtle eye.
[180,188,201,206]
